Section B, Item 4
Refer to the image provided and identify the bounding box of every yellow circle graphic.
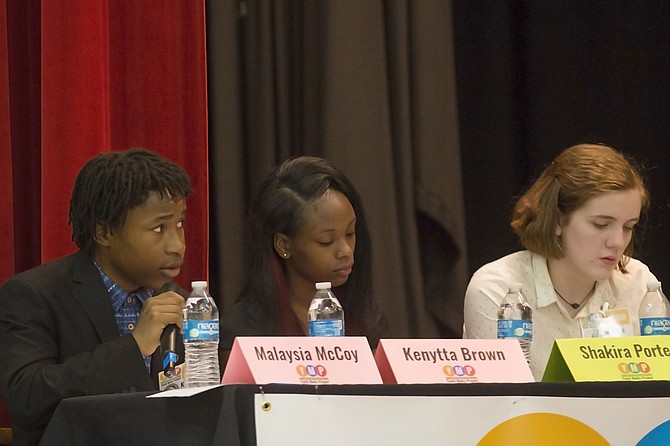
[478,412,608,445]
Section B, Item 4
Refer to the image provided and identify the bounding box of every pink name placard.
[221,336,382,385]
[375,339,534,384]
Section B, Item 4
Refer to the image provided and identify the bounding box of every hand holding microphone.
[131,282,185,362]
[155,282,182,377]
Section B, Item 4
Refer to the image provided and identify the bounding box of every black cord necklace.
[554,283,597,309]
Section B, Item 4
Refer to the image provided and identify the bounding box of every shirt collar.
[93,261,153,311]
[532,253,557,309]
[532,252,609,313]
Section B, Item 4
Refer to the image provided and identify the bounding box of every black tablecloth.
[40,381,670,446]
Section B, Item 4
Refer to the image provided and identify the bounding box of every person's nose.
[336,239,354,258]
[606,227,628,250]
[166,228,186,256]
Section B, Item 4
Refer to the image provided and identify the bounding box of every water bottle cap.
[191,280,208,290]
[315,282,332,290]
[508,282,523,292]
[647,281,662,291]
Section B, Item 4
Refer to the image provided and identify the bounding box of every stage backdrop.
[1,0,209,291]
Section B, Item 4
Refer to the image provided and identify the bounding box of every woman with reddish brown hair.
[463,143,658,380]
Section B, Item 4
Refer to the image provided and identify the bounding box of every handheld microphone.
[155,282,180,377]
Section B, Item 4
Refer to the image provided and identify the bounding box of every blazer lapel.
[70,251,120,342]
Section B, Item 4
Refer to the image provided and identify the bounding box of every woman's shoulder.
[471,250,534,280]
[467,251,537,296]
[615,257,656,281]
[221,296,274,348]
[607,257,657,302]
[624,257,652,272]
[223,296,271,330]
[225,295,266,319]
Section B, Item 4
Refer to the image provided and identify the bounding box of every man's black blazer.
[0,250,185,445]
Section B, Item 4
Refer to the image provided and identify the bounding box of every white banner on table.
[255,393,670,445]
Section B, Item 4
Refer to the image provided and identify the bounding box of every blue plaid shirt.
[94,262,153,372]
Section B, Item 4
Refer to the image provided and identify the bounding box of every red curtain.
[2,1,209,291]
[0,1,13,289]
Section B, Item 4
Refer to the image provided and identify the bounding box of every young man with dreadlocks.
[0,148,192,445]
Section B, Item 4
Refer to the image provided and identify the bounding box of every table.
[41,381,670,445]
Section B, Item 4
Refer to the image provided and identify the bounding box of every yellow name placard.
[543,335,670,382]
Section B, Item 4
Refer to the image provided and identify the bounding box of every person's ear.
[94,223,111,247]
[274,233,291,259]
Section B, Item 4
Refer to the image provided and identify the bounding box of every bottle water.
[639,281,670,336]
[183,280,220,387]
[497,282,532,363]
[308,282,345,336]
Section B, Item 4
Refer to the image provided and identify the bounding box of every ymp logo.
[443,364,477,382]
[296,364,329,384]
[618,361,651,375]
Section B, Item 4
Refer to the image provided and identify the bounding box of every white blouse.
[463,250,657,381]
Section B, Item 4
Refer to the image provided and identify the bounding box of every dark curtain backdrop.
[207,0,670,341]
[453,1,670,286]
[206,0,468,339]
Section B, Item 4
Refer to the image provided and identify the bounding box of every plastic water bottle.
[639,281,670,336]
[497,282,532,363]
[308,282,345,336]
[183,280,220,387]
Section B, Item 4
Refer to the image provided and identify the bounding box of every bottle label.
[497,319,532,340]
[309,319,344,337]
[640,317,670,336]
[183,319,219,341]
